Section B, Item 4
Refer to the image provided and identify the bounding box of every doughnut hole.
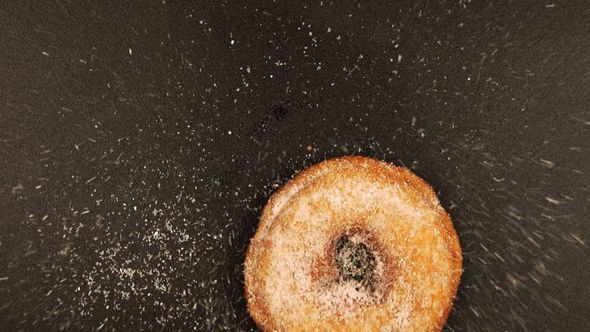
[309,226,395,311]
[334,235,376,289]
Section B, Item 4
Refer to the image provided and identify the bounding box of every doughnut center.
[334,235,376,287]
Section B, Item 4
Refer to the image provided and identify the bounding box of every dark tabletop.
[1,0,589,331]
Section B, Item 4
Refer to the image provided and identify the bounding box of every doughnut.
[244,156,462,331]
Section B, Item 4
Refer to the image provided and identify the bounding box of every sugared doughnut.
[244,156,462,331]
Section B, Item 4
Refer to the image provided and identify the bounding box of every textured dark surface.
[1,0,589,331]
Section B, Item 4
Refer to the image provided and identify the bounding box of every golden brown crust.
[244,156,462,331]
